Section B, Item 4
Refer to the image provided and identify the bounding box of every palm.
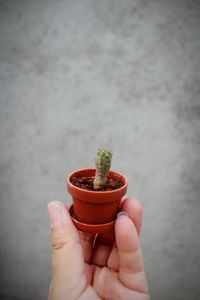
[84,264,149,300]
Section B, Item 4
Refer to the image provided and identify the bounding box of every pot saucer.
[69,204,117,234]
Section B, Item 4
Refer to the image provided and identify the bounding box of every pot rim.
[67,168,128,195]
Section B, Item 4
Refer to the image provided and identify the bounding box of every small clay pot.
[67,168,128,226]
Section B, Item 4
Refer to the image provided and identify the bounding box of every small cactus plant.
[93,148,112,190]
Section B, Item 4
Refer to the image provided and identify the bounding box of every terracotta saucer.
[69,204,118,234]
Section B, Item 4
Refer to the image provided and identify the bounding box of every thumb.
[47,201,85,300]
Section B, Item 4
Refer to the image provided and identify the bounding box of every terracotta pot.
[67,168,128,225]
[68,204,117,235]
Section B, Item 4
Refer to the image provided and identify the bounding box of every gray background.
[0,0,200,299]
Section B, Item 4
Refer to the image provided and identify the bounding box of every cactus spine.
[93,148,112,189]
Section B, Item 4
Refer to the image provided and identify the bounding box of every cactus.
[93,148,112,189]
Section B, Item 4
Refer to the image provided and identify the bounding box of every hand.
[47,197,150,300]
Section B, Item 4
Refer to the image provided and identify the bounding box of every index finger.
[116,214,149,294]
[91,197,143,267]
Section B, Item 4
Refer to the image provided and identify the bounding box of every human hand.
[47,197,150,300]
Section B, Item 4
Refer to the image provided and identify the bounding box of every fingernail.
[48,201,67,227]
[117,211,129,218]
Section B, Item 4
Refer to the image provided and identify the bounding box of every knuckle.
[51,227,68,251]
[137,202,143,215]
[133,198,143,214]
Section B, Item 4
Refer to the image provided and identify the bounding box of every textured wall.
[0,0,200,299]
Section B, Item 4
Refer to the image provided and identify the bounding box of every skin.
[47,197,150,300]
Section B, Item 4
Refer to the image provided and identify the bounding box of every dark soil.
[71,175,124,191]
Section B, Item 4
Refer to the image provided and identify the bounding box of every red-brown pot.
[67,168,128,225]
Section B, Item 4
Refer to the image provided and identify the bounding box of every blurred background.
[0,0,200,299]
